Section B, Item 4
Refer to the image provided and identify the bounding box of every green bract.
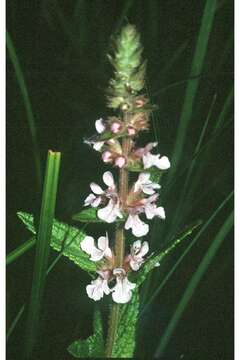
[107,24,146,110]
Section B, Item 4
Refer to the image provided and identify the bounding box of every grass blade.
[169,0,217,178]
[214,87,233,132]
[23,150,61,358]
[6,305,25,342]
[140,191,233,315]
[155,211,233,357]
[6,31,42,190]
[6,237,36,266]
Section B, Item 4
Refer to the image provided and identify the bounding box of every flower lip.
[111,267,136,304]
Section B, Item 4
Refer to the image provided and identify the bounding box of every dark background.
[7,1,233,359]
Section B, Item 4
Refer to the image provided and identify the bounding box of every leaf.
[73,207,125,223]
[135,220,202,286]
[23,151,61,358]
[67,310,104,358]
[112,290,139,358]
[17,212,97,272]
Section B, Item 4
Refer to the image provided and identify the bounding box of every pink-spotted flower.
[134,142,171,170]
[125,193,165,237]
[134,172,160,195]
[111,268,136,304]
[125,210,149,237]
[86,270,111,301]
[129,240,149,271]
[84,171,123,223]
[80,233,112,261]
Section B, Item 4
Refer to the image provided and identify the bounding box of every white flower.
[84,171,123,223]
[144,194,166,220]
[111,268,136,304]
[134,172,160,195]
[86,270,111,301]
[98,198,123,223]
[134,142,170,170]
[129,240,149,271]
[125,213,149,237]
[80,233,112,261]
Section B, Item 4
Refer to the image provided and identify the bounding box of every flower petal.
[125,214,149,237]
[90,182,104,195]
[98,199,121,223]
[80,236,103,261]
[155,156,171,170]
[139,241,149,257]
[97,234,108,251]
[93,141,104,151]
[84,193,96,206]
[95,118,105,133]
[112,277,136,304]
[103,171,115,188]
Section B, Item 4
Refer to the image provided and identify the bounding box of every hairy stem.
[105,128,131,357]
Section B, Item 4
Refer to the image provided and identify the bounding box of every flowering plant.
[17,24,200,358]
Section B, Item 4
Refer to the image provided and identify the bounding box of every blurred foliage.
[7,1,233,359]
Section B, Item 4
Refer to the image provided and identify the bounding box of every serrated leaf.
[68,310,104,358]
[17,212,97,272]
[73,207,125,223]
[112,290,139,358]
[135,220,202,286]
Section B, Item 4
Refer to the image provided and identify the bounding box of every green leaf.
[135,220,202,286]
[17,211,97,272]
[68,310,104,358]
[73,207,125,223]
[112,290,139,358]
[23,151,61,358]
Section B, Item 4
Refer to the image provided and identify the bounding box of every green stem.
[105,131,131,357]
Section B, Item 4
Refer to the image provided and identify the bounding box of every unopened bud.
[111,122,121,134]
[115,156,126,168]
[102,151,112,163]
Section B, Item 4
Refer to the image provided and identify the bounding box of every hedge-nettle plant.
[81,23,171,355]
[18,24,200,358]
[81,24,170,306]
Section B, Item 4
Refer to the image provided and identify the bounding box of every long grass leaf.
[214,87,233,132]
[6,31,42,190]
[6,305,25,342]
[6,237,36,266]
[140,191,233,315]
[23,150,61,358]
[169,0,217,179]
[155,211,233,357]
[168,94,217,237]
